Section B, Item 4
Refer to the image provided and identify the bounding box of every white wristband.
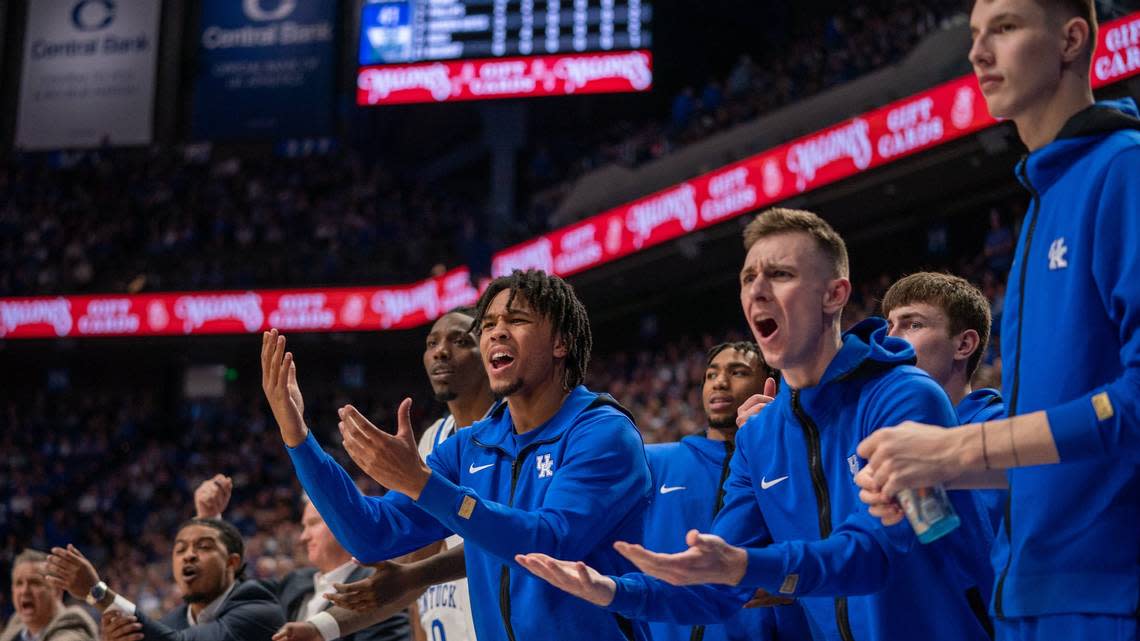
[107,595,137,616]
[307,611,341,641]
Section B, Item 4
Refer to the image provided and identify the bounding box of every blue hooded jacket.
[609,319,995,641]
[991,98,1140,619]
[643,436,813,641]
[955,388,1006,533]
[287,386,654,641]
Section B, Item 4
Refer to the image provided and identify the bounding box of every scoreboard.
[357,0,653,105]
[359,0,650,65]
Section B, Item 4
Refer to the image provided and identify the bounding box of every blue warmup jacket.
[992,98,1140,619]
[956,388,1007,533]
[609,319,995,641]
[957,388,1005,425]
[287,386,654,641]
[644,436,813,641]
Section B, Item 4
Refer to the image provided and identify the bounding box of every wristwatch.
[86,581,108,606]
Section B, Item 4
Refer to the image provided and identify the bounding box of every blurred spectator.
[983,208,1016,274]
[194,478,410,641]
[0,151,488,296]
[1,549,96,641]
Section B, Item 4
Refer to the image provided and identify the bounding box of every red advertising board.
[0,269,480,339]
[1095,14,1140,85]
[492,74,996,278]
[5,12,1139,340]
[356,50,653,105]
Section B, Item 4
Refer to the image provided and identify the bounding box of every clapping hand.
[338,399,432,500]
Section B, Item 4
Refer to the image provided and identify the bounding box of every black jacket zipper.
[689,440,736,641]
[499,456,523,641]
[994,161,1041,618]
[496,438,567,641]
[791,390,855,641]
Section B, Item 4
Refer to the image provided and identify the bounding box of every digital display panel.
[359,0,649,65]
[356,0,652,104]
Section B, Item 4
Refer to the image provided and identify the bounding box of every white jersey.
[416,415,477,641]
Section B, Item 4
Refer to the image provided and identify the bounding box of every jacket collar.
[681,434,729,463]
[1017,98,1140,193]
[770,317,917,421]
[471,386,617,454]
[956,388,1003,424]
[818,317,917,387]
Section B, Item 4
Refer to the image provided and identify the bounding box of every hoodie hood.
[472,385,633,455]
[1018,98,1140,193]
[680,433,729,465]
[816,317,917,386]
[767,317,922,428]
[956,388,1004,424]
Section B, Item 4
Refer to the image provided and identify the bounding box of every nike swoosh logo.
[468,462,495,474]
[760,475,788,490]
[659,485,687,494]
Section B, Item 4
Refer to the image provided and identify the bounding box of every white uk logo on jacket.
[1048,238,1069,270]
[536,454,554,478]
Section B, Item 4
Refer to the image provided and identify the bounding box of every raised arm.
[260,330,453,562]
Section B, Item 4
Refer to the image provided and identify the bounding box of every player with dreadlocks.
[265,269,655,641]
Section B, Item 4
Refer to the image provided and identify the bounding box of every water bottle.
[897,485,960,543]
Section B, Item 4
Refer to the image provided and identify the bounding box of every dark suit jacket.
[140,580,285,641]
[265,567,410,641]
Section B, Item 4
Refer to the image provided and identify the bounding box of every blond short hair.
[743,208,849,279]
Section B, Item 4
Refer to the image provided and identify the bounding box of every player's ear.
[553,333,569,359]
[822,278,852,314]
[1059,16,1092,65]
[955,329,981,362]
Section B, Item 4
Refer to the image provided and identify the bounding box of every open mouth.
[181,566,199,583]
[755,318,779,339]
[489,352,515,371]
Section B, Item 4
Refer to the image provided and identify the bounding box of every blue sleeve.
[740,515,897,596]
[1048,147,1140,463]
[602,430,766,623]
[286,432,453,563]
[607,573,751,624]
[741,375,963,596]
[710,433,773,548]
[415,413,651,564]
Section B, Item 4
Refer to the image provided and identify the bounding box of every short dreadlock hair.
[471,269,593,390]
[706,341,778,383]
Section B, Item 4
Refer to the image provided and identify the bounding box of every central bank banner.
[192,0,336,140]
[16,0,161,150]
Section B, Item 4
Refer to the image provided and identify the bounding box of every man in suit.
[45,519,285,641]
[1,549,97,641]
[192,475,409,641]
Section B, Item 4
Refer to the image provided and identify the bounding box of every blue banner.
[192,0,337,140]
